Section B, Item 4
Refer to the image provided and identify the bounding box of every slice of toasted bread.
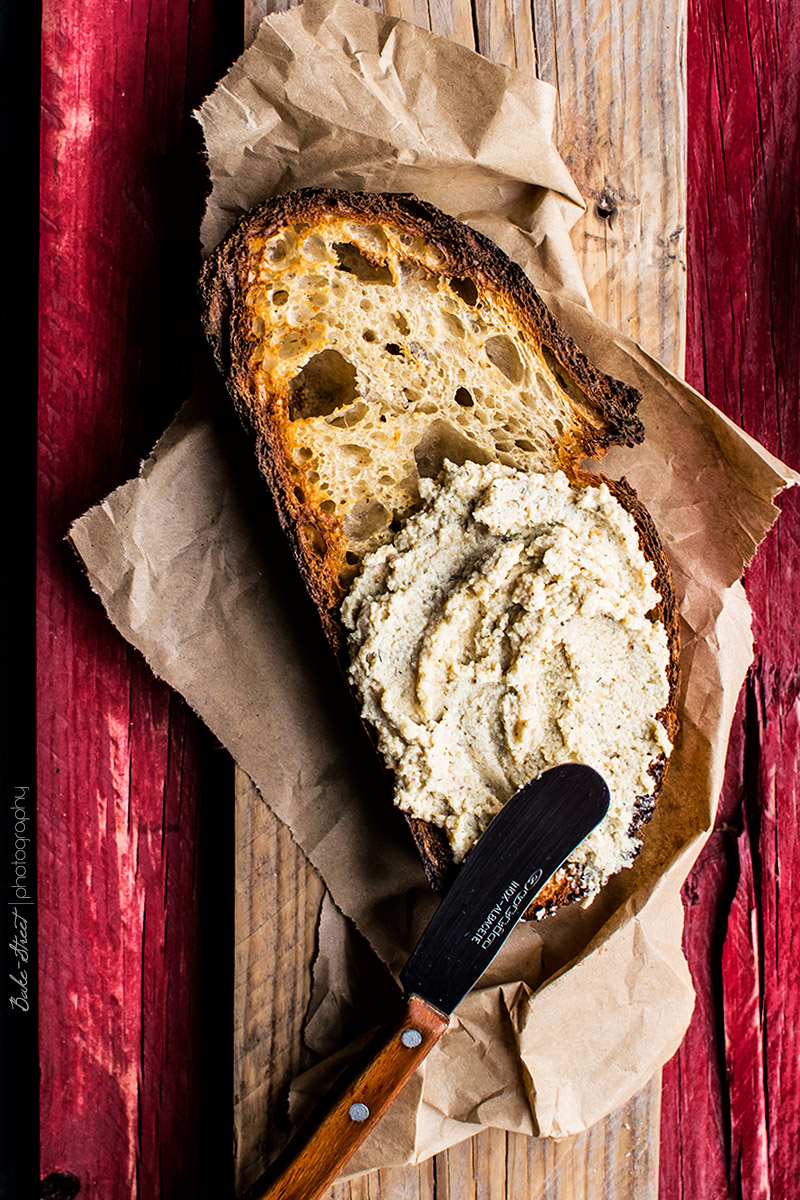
[200,188,679,913]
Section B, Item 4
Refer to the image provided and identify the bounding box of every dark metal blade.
[400,764,610,1015]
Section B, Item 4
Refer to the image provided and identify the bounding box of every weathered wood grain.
[235,1,685,1198]
[234,775,325,1192]
[38,1,239,1195]
[531,0,686,376]
[660,1,800,1197]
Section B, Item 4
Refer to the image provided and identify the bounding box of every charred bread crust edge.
[200,188,646,648]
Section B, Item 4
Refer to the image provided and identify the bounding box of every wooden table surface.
[28,0,800,1198]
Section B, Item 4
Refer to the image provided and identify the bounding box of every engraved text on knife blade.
[470,869,543,949]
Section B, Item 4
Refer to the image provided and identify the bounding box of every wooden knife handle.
[249,994,449,1200]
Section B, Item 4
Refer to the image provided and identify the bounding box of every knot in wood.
[595,188,619,225]
[40,1173,81,1199]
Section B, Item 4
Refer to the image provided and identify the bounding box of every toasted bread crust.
[200,188,679,915]
[201,189,646,650]
[201,188,644,449]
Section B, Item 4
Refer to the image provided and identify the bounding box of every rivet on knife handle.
[251,994,448,1200]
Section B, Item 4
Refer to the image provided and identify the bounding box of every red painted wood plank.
[38,2,237,1195]
[661,0,800,1197]
[722,793,768,1199]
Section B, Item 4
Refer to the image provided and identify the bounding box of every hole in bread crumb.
[414,420,493,479]
[294,486,306,504]
[403,388,421,405]
[320,500,336,514]
[454,387,474,408]
[450,277,478,306]
[300,522,327,558]
[343,223,389,256]
[280,332,306,359]
[288,350,359,420]
[389,517,403,533]
[343,500,390,541]
[442,312,465,338]
[362,330,377,342]
[307,470,320,483]
[393,312,410,335]
[384,343,402,356]
[514,438,536,452]
[334,242,393,284]
[345,551,360,565]
[326,400,368,429]
[540,348,592,417]
[301,233,328,261]
[266,235,296,265]
[485,336,525,385]
[341,443,371,464]
[293,445,314,465]
[339,566,358,589]
[360,299,373,311]
[533,371,555,403]
[379,474,395,486]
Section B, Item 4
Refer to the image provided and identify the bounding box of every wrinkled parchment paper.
[70,0,797,1173]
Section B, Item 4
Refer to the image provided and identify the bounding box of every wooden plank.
[1,1,39,1194]
[37,1,240,1195]
[531,0,686,376]
[235,1,685,1197]
[660,0,800,1196]
[234,775,325,1192]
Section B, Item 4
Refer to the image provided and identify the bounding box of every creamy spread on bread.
[342,461,672,899]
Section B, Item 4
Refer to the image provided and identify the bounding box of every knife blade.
[251,763,609,1200]
[400,762,610,1013]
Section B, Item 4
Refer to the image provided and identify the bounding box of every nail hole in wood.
[40,1174,81,1200]
[595,188,618,225]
